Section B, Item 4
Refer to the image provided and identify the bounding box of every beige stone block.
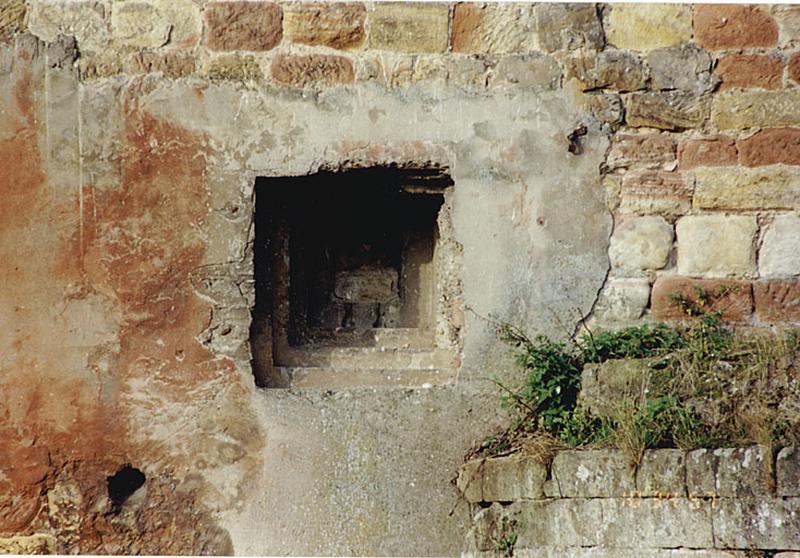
[0,534,56,554]
[534,3,603,53]
[694,167,800,210]
[759,214,800,278]
[153,0,203,48]
[284,2,365,50]
[592,277,651,322]
[111,1,171,48]
[676,215,757,277]
[609,215,673,273]
[451,2,537,54]
[368,2,449,53]
[606,4,692,51]
[28,0,109,51]
[713,91,800,130]
[773,5,800,47]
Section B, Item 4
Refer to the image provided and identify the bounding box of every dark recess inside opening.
[250,166,452,387]
[107,465,146,509]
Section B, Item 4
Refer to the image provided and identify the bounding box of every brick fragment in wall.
[605,4,692,51]
[753,280,800,322]
[606,134,675,170]
[591,278,651,323]
[739,128,800,167]
[283,2,365,50]
[619,171,691,215]
[694,5,778,51]
[650,277,753,321]
[791,53,800,84]
[368,2,449,53]
[489,53,561,91]
[715,54,784,91]
[693,167,800,210]
[761,214,800,276]
[713,90,800,130]
[204,1,282,52]
[624,91,710,131]
[777,447,800,497]
[271,54,354,87]
[608,215,673,273]
[450,2,537,55]
[646,45,716,94]
[565,49,646,93]
[533,3,603,53]
[678,137,737,170]
[676,215,757,278]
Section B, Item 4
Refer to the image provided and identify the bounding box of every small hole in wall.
[107,465,146,508]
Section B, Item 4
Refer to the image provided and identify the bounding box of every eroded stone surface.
[676,215,757,277]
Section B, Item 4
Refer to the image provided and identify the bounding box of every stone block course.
[739,128,800,167]
[694,167,800,210]
[368,2,449,53]
[759,214,800,278]
[676,215,757,278]
[715,54,784,91]
[608,215,673,273]
[753,280,800,322]
[650,277,753,321]
[283,2,365,50]
[271,53,354,87]
[605,4,692,51]
[678,137,738,169]
[713,91,800,130]
[204,1,282,52]
[694,5,779,50]
[450,2,537,55]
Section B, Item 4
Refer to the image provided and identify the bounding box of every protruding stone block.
[609,216,673,273]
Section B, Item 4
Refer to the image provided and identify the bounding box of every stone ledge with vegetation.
[458,307,800,556]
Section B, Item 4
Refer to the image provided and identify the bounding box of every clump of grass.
[483,309,800,469]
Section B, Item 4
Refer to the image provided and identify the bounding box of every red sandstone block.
[607,134,676,170]
[694,5,778,50]
[738,128,800,167]
[205,1,282,52]
[651,277,753,321]
[271,54,354,87]
[754,280,800,322]
[715,54,784,90]
[789,53,800,84]
[678,137,738,169]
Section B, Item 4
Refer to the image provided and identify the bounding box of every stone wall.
[458,446,800,556]
[0,1,798,555]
